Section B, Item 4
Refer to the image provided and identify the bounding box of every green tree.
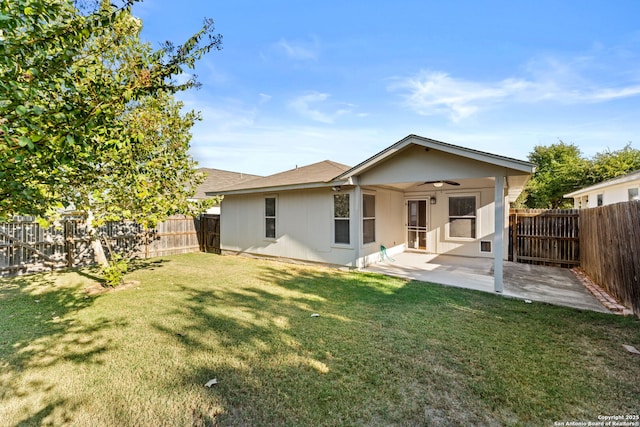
[521,142,589,208]
[0,0,221,217]
[587,143,640,184]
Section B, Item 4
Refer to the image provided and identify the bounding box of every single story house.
[192,168,262,214]
[564,169,640,208]
[215,135,535,292]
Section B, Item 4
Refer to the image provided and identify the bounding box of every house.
[193,168,262,214]
[564,169,640,208]
[215,135,535,292]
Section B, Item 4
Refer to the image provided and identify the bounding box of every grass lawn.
[1,253,639,426]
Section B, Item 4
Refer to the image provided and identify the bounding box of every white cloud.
[391,59,640,121]
[288,91,352,124]
[275,38,319,60]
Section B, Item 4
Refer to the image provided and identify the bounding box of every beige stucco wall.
[221,188,359,266]
[220,183,511,266]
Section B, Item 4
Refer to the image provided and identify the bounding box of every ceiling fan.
[421,180,460,187]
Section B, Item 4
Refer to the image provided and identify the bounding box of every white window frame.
[362,192,376,246]
[264,195,277,240]
[332,192,352,247]
[628,187,639,201]
[445,193,479,241]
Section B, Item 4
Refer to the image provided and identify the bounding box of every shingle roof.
[215,160,351,193]
[193,168,263,199]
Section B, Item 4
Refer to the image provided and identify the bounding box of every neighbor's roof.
[214,160,351,195]
[335,134,535,180]
[565,169,640,198]
[193,168,262,199]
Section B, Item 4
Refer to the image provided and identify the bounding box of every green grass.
[1,253,639,426]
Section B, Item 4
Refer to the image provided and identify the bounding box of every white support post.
[353,182,362,268]
[494,174,505,293]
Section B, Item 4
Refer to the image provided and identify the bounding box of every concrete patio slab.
[363,252,610,313]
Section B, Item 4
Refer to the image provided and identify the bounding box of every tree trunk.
[85,210,109,267]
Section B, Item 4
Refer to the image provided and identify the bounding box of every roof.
[213,160,351,195]
[565,169,640,198]
[336,134,535,180]
[193,168,263,199]
[214,134,535,196]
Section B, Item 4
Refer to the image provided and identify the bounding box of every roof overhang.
[335,134,535,180]
[210,179,350,196]
[565,170,640,198]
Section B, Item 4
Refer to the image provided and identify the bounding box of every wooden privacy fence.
[580,201,640,316]
[0,215,203,277]
[509,209,580,267]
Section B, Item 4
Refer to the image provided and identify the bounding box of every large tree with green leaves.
[519,141,640,208]
[587,143,640,185]
[0,0,221,217]
[520,141,589,208]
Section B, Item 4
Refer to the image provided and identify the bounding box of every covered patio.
[363,251,610,313]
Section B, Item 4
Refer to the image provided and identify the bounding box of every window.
[629,188,639,201]
[265,197,276,239]
[334,194,350,244]
[363,194,375,244]
[597,194,603,206]
[449,196,476,238]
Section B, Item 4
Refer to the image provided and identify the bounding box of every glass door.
[407,200,428,250]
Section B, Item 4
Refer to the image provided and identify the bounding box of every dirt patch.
[84,280,141,296]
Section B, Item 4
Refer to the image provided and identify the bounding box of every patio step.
[571,268,633,315]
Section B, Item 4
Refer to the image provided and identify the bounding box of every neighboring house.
[565,169,640,208]
[192,168,262,214]
[215,134,535,292]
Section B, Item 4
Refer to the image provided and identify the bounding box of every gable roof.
[565,169,640,198]
[213,160,351,195]
[336,134,535,181]
[193,168,262,199]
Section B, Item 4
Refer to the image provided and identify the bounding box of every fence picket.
[0,215,203,277]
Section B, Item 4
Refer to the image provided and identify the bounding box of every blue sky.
[131,0,640,176]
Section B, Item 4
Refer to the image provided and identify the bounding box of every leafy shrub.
[101,254,129,287]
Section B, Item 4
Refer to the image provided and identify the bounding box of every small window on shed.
[629,188,639,201]
[597,194,603,206]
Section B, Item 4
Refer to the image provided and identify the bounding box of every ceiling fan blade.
[421,180,461,186]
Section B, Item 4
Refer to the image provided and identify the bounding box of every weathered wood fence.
[580,201,640,316]
[0,215,204,277]
[509,209,580,267]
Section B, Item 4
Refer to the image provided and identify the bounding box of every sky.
[130,0,640,176]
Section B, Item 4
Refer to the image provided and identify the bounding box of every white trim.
[362,191,377,247]
[264,195,278,241]
[331,191,353,248]
[445,192,480,241]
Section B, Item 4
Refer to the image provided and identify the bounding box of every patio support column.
[353,182,362,268]
[494,174,505,293]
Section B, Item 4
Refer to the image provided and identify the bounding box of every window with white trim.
[448,195,476,239]
[265,197,276,239]
[363,193,376,244]
[597,194,603,206]
[333,193,350,245]
[629,188,639,201]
